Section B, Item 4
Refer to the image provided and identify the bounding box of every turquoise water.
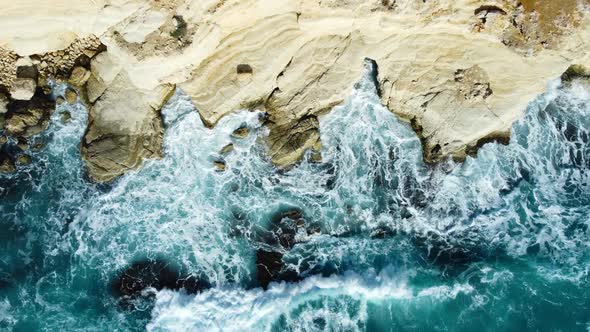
[1,63,589,331]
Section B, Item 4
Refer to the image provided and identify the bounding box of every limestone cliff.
[1,0,589,180]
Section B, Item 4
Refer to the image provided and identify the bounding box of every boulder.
[4,92,54,138]
[81,71,175,183]
[64,88,78,104]
[0,157,16,174]
[68,66,91,86]
[9,78,37,101]
[16,154,32,166]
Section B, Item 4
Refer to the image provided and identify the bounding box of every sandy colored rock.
[219,143,234,155]
[16,154,32,166]
[69,66,91,87]
[231,126,249,139]
[65,88,78,104]
[81,71,175,182]
[213,160,226,172]
[0,0,589,172]
[0,92,8,114]
[4,93,54,138]
[10,78,37,101]
[267,115,321,168]
[0,157,16,174]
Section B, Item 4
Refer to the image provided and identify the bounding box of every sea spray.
[0,65,589,331]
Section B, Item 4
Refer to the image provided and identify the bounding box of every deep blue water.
[0,65,589,331]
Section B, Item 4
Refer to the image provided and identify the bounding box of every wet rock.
[4,92,54,138]
[0,156,16,174]
[111,258,209,309]
[213,160,226,172]
[256,250,300,289]
[269,208,308,250]
[219,143,234,155]
[16,154,31,166]
[16,137,28,151]
[267,115,321,169]
[231,126,249,139]
[61,111,72,123]
[65,88,78,104]
[255,208,319,288]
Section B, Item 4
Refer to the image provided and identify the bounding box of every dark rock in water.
[111,258,209,309]
[412,231,485,272]
[255,207,317,289]
[0,154,16,174]
[270,208,306,250]
[4,89,54,138]
[256,250,300,289]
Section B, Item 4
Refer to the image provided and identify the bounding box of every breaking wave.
[0,62,589,331]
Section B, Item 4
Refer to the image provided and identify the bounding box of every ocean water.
[0,62,589,331]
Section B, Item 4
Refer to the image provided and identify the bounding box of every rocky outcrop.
[0,0,589,177]
[266,115,322,168]
[4,92,54,138]
[81,70,175,182]
[561,64,590,83]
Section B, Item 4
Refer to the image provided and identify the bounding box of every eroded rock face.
[4,91,54,138]
[81,71,175,183]
[561,64,590,83]
[266,115,321,168]
[0,0,589,177]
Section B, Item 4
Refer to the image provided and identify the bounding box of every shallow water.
[0,63,589,331]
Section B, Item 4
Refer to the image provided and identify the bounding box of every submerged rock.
[255,208,319,289]
[16,154,31,166]
[111,258,209,309]
[412,231,486,273]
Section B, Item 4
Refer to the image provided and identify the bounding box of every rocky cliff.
[1,0,589,180]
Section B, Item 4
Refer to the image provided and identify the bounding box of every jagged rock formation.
[0,0,589,179]
[81,70,175,182]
